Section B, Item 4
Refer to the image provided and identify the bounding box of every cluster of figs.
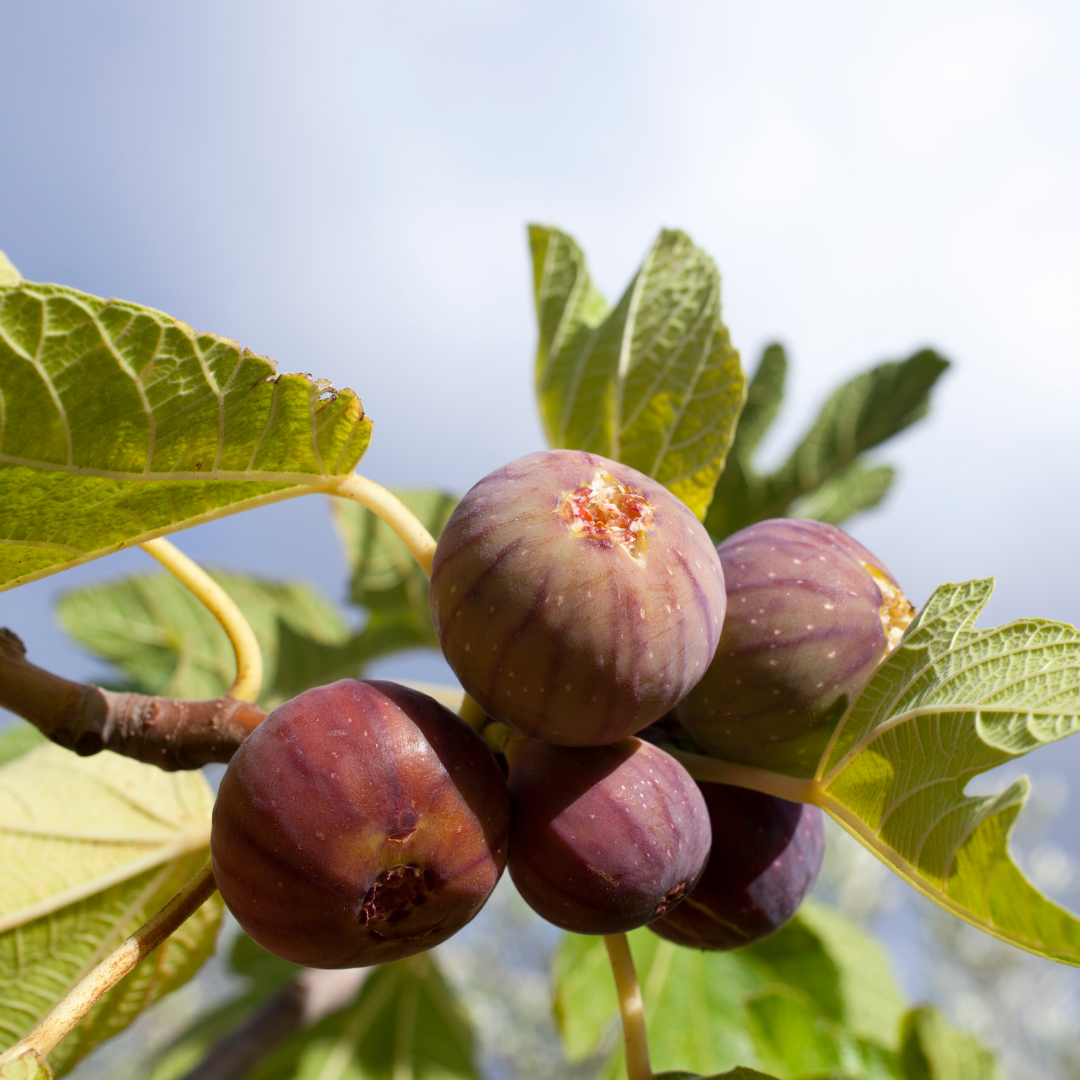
[211,449,915,968]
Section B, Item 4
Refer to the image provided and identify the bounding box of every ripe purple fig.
[506,737,712,934]
[677,518,914,775]
[211,679,510,968]
[650,782,824,950]
[429,449,726,746]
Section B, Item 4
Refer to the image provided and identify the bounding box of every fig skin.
[676,518,914,776]
[506,737,712,934]
[211,679,510,968]
[650,782,824,950]
[429,449,726,746]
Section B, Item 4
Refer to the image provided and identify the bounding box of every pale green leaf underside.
[818,577,1080,965]
[0,746,219,1073]
[58,570,351,710]
[530,226,745,518]
[0,281,372,592]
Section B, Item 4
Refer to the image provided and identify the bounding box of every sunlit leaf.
[0,723,46,768]
[530,225,745,518]
[0,280,372,591]
[0,746,220,1075]
[817,578,1080,965]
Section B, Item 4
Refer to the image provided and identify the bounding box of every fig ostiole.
[676,517,914,776]
[649,782,825,950]
[211,679,510,968]
[429,449,726,746]
[506,736,712,934]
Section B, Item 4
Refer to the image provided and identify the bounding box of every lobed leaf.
[0,745,219,1075]
[244,954,479,1080]
[530,225,745,518]
[816,578,1080,965]
[0,280,372,592]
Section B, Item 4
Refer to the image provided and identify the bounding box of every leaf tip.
[0,250,21,287]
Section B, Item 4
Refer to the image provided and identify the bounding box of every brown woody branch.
[0,627,265,770]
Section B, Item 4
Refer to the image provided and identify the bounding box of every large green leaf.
[245,954,479,1080]
[0,280,372,592]
[704,347,947,539]
[555,902,905,1079]
[815,578,1080,964]
[0,745,220,1076]
[58,570,353,710]
[530,225,745,518]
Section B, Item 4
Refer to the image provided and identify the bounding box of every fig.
[676,518,914,775]
[650,782,824,950]
[210,679,510,968]
[506,737,711,934]
[429,449,726,746]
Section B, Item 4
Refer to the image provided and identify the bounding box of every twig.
[0,864,218,1066]
[141,537,263,703]
[0,629,264,769]
[604,934,652,1080]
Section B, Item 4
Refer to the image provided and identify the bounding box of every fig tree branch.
[141,537,264,703]
[0,628,264,770]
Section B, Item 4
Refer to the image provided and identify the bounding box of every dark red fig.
[649,782,824,950]
[211,679,510,968]
[506,737,711,934]
[429,449,726,746]
[677,518,914,775]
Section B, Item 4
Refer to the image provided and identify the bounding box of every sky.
[2,0,1080,949]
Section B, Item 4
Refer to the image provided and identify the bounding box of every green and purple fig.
[677,518,914,775]
[429,449,726,746]
[506,737,711,934]
[650,782,824,950]
[211,679,510,968]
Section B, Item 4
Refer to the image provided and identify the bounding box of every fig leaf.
[0,746,220,1076]
[530,225,745,519]
[817,577,1080,966]
[0,280,372,592]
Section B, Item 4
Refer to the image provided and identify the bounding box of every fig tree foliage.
[0,227,1064,1079]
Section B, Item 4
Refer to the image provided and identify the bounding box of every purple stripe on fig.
[506,737,712,934]
[211,679,510,968]
[676,518,914,777]
[650,782,825,950]
[429,449,726,746]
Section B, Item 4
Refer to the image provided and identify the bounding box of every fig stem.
[662,745,820,805]
[457,693,488,732]
[330,473,437,577]
[604,933,653,1080]
[141,537,264,703]
[0,862,217,1066]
